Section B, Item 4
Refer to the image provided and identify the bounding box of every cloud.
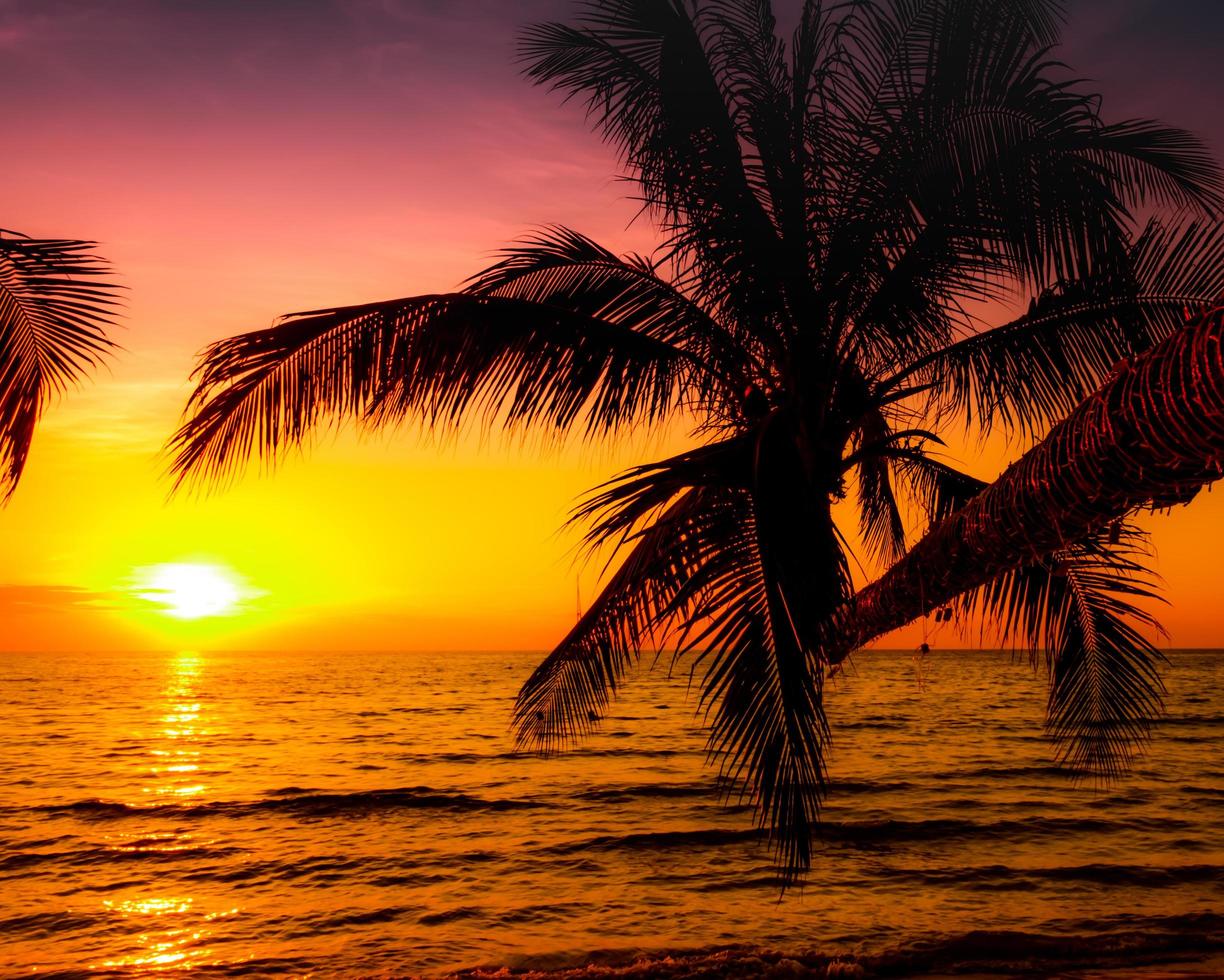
[0,583,121,612]
[0,582,163,652]
[38,376,187,452]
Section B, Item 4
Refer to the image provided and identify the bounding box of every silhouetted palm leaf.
[964,524,1166,778]
[515,486,714,750]
[463,225,759,392]
[517,472,835,875]
[0,231,119,498]
[884,219,1224,434]
[897,452,1167,779]
[170,289,722,488]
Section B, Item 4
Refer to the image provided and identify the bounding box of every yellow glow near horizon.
[134,563,248,620]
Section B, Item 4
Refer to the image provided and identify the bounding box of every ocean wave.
[25,786,542,820]
[0,842,243,875]
[572,783,719,802]
[571,778,913,804]
[420,905,486,926]
[1152,713,1224,727]
[535,813,1196,857]
[540,828,764,856]
[815,814,1193,845]
[827,779,915,795]
[494,903,596,926]
[453,914,1224,978]
[181,852,369,884]
[26,956,326,980]
[926,763,1087,780]
[277,904,420,938]
[0,909,99,937]
[1182,784,1224,798]
[174,847,520,888]
[389,746,694,765]
[884,862,1223,888]
[695,872,792,892]
[391,750,521,764]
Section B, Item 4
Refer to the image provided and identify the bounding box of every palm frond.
[514,434,753,751]
[520,1,802,343]
[0,231,120,498]
[820,0,1063,145]
[514,486,716,751]
[570,436,752,556]
[847,409,916,565]
[703,0,813,274]
[891,450,1166,778]
[854,452,906,566]
[1046,532,1167,777]
[689,499,834,878]
[517,435,846,875]
[699,419,854,874]
[963,523,1166,778]
[882,218,1224,435]
[820,1,1221,377]
[1076,119,1224,215]
[462,225,758,389]
[169,292,706,489]
[890,447,986,526]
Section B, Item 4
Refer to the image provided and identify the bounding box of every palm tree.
[168,0,1224,874]
[0,230,118,500]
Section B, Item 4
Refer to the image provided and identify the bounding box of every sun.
[133,563,247,620]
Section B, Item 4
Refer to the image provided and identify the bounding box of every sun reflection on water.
[93,897,243,972]
[143,652,209,801]
[104,831,216,855]
[93,652,238,973]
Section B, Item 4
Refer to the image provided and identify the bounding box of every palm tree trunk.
[834,304,1224,661]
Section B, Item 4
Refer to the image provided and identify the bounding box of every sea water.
[1,649,1220,977]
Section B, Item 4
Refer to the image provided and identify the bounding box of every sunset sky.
[2,0,1222,652]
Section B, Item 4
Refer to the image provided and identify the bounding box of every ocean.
[1,648,1220,978]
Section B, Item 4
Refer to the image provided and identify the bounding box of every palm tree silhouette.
[169,0,1224,873]
[0,230,118,500]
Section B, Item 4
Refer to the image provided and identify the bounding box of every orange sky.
[1,0,1222,652]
